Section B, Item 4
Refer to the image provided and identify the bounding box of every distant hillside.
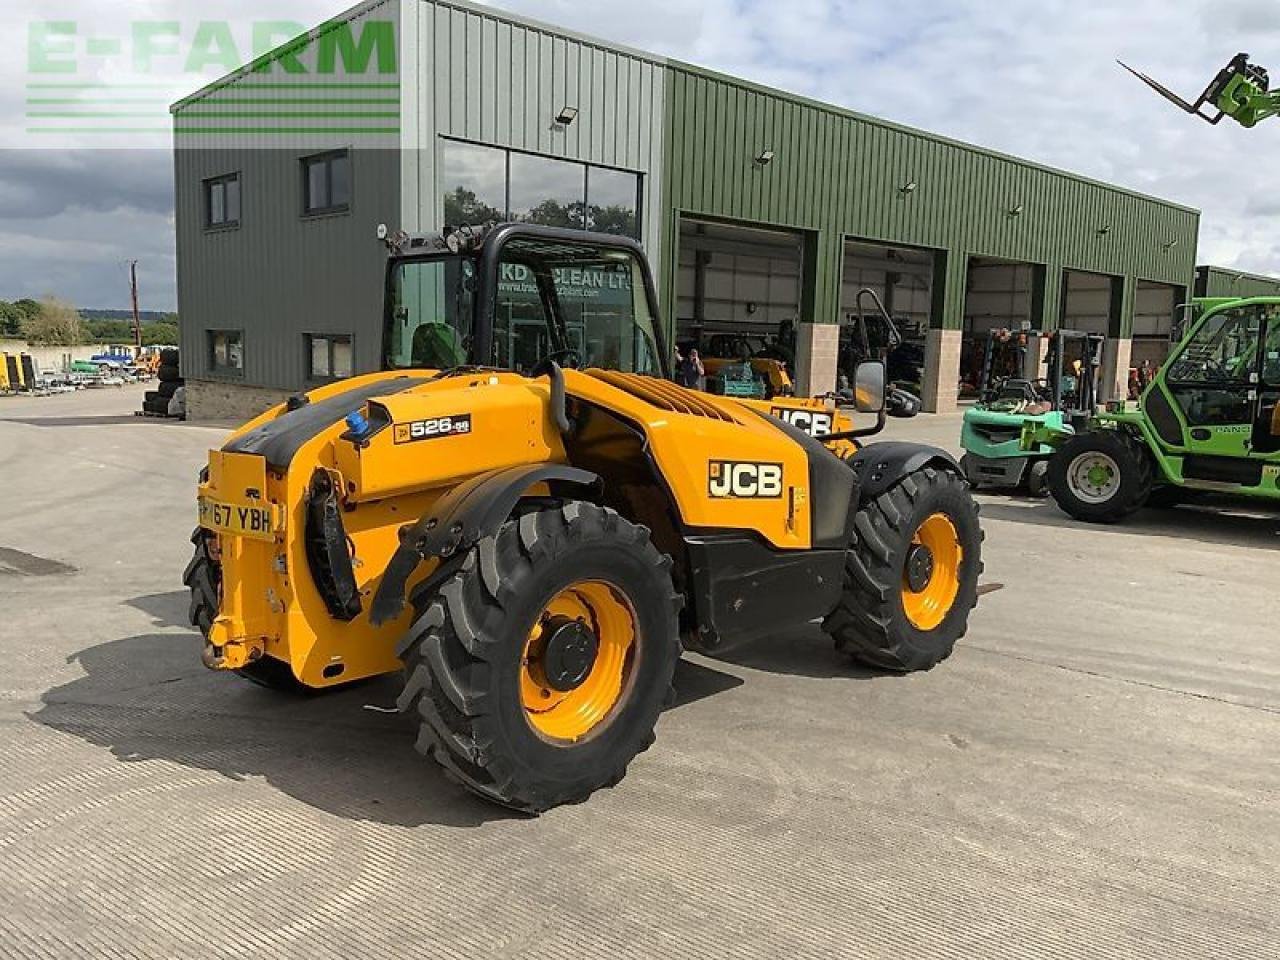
[80,309,175,324]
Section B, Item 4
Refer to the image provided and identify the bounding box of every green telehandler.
[1119,52,1279,128]
[1030,297,1280,522]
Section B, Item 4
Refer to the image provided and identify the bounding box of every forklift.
[960,327,1103,495]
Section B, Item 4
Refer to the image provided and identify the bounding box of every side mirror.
[853,360,886,414]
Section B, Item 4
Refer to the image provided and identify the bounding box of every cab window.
[1166,304,1263,426]
[492,237,662,375]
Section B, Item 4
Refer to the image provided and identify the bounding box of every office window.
[438,138,641,239]
[307,334,354,380]
[441,140,507,227]
[204,173,240,229]
[586,167,639,238]
[509,153,586,229]
[302,150,352,215]
[208,330,243,374]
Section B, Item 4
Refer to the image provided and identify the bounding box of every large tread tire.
[1048,430,1152,523]
[182,529,305,692]
[396,501,681,813]
[824,467,983,672]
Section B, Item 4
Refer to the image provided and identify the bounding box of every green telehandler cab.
[1032,297,1280,522]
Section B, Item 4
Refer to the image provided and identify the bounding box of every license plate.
[198,496,277,541]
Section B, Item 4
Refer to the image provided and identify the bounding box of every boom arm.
[1119,52,1280,128]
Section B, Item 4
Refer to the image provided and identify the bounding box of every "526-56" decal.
[393,414,473,444]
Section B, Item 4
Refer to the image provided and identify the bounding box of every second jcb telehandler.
[185,223,984,812]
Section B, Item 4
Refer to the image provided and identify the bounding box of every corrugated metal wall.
[399,0,666,258]
[661,64,1200,336]
[173,0,402,387]
[1196,265,1280,299]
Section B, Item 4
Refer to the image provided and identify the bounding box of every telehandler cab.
[185,223,983,812]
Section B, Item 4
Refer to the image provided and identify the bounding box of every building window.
[302,150,352,216]
[307,334,354,380]
[440,138,641,239]
[208,330,244,374]
[509,153,586,229]
[204,173,240,229]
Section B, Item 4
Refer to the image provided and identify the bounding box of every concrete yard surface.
[0,385,1276,958]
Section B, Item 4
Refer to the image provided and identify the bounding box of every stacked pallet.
[141,349,184,419]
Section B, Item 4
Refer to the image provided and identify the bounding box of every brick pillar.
[921,328,961,412]
[1100,337,1132,403]
[795,322,840,397]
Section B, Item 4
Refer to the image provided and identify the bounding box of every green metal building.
[173,0,1200,420]
[1195,265,1280,300]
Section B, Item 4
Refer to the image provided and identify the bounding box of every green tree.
[13,299,41,322]
[0,302,21,338]
[143,321,179,346]
[443,187,503,228]
[22,296,86,346]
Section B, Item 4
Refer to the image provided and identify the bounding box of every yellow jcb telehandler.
[185,223,983,812]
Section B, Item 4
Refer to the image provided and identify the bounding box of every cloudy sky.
[2,0,1280,310]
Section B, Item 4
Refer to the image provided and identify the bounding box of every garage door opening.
[842,240,938,396]
[1060,269,1119,336]
[961,256,1043,399]
[675,217,805,393]
[1133,279,1184,376]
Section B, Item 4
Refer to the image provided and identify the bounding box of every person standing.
[677,347,705,390]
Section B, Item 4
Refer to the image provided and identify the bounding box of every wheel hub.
[905,543,935,592]
[538,616,600,692]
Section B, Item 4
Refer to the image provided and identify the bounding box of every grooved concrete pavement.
[1,385,1276,958]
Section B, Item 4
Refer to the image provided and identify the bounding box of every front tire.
[824,467,983,672]
[1048,430,1152,523]
[396,501,681,813]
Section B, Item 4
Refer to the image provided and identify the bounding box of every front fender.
[848,441,961,502]
[369,464,601,626]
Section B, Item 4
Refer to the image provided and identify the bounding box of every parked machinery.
[184,223,986,812]
[1026,297,1280,521]
[960,328,1103,495]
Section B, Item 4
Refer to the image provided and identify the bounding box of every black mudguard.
[849,441,962,503]
[369,464,601,626]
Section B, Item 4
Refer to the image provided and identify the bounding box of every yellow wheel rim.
[520,580,637,742]
[901,513,963,632]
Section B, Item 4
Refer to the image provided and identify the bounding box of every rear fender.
[369,464,601,626]
[849,441,961,503]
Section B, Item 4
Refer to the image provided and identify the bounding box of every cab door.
[1163,302,1264,474]
[1251,312,1280,457]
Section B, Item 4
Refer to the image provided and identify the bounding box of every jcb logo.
[393,413,472,444]
[771,408,833,437]
[708,460,784,499]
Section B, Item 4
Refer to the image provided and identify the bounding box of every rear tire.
[396,501,681,813]
[182,529,305,692]
[1048,430,1152,523]
[824,467,982,672]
